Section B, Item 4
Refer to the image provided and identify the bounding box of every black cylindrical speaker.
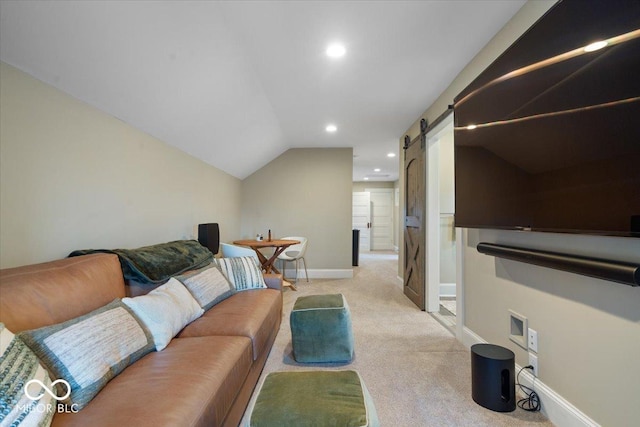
[352,229,360,266]
[198,223,220,255]
[471,343,515,412]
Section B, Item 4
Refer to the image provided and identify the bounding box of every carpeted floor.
[241,251,554,426]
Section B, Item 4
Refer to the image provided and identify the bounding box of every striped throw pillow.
[0,323,55,427]
[176,265,235,310]
[18,300,155,410]
[215,256,267,291]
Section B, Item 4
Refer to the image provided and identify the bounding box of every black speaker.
[198,223,220,255]
[471,344,515,412]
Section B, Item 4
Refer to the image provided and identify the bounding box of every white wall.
[241,148,353,273]
[0,62,242,268]
[399,1,640,425]
[464,229,640,426]
[438,127,454,215]
[0,62,356,276]
[438,125,456,284]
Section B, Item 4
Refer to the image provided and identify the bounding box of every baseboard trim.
[439,282,456,297]
[282,268,353,279]
[462,327,599,427]
[461,326,486,349]
[514,367,599,427]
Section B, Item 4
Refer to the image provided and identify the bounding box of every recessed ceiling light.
[326,124,337,133]
[374,168,381,172]
[584,40,608,52]
[326,43,346,58]
[387,153,396,158]
[466,124,477,130]
[363,177,369,180]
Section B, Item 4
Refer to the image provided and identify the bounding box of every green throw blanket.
[69,240,213,284]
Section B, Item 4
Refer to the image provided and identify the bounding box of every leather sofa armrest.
[263,273,283,291]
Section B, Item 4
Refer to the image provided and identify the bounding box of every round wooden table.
[232,238,300,278]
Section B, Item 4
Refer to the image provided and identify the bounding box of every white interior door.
[352,192,371,252]
[366,188,394,250]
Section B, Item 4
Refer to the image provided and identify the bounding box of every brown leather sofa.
[0,253,283,427]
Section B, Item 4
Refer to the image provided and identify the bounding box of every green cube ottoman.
[290,293,354,363]
[248,370,379,427]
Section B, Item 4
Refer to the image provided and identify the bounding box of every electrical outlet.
[528,353,539,377]
[528,328,538,353]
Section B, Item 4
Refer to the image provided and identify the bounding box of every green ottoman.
[290,293,354,363]
[248,370,379,427]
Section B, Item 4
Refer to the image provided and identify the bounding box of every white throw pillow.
[122,278,204,351]
[177,265,235,310]
[215,256,267,291]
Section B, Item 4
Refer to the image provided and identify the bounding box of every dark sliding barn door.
[403,127,426,310]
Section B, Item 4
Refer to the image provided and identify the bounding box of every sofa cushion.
[50,336,253,427]
[178,289,282,360]
[19,299,155,410]
[0,323,55,427]
[122,278,204,351]
[215,257,266,291]
[176,264,235,310]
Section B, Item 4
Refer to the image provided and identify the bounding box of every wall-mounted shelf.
[477,242,640,287]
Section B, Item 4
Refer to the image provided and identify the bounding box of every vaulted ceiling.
[0,0,526,181]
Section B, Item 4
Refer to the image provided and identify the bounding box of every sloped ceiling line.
[0,0,526,181]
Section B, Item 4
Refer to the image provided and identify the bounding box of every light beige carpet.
[242,252,554,426]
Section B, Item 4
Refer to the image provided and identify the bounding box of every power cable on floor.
[516,365,541,412]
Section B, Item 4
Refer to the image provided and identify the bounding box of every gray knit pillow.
[18,300,154,410]
[177,265,235,310]
[0,323,55,426]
